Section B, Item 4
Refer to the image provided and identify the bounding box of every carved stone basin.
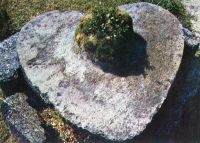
[17,2,184,141]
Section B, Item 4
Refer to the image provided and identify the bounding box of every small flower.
[88,30,93,34]
[106,36,111,40]
[89,7,93,11]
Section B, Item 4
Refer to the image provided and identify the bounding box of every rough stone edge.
[1,93,46,143]
[0,32,20,82]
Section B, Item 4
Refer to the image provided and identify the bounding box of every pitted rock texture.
[1,93,46,143]
[185,37,199,57]
[183,0,200,37]
[155,59,200,141]
[181,27,200,60]
[17,3,184,141]
[0,32,19,82]
[181,27,199,59]
[130,55,200,142]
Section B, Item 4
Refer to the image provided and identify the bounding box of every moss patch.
[75,3,135,65]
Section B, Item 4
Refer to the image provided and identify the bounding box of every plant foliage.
[0,0,195,42]
[75,2,135,63]
[141,0,196,29]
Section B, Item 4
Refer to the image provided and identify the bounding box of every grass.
[0,0,198,142]
[0,0,196,42]
[39,107,112,143]
[39,107,79,142]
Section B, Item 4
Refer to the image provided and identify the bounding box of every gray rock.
[17,3,184,141]
[182,27,196,37]
[184,37,199,58]
[131,58,200,142]
[0,32,19,82]
[155,59,200,140]
[181,27,200,59]
[183,0,200,37]
[1,93,46,143]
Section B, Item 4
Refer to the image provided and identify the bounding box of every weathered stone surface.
[0,32,19,82]
[17,3,184,140]
[182,27,196,37]
[182,26,200,59]
[130,56,200,142]
[184,37,199,57]
[155,59,200,140]
[1,93,46,143]
[183,0,200,38]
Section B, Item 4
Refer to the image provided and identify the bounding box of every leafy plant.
[75,2,135,64]
[141,0,196,29]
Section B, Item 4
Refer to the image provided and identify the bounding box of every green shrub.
[74,2,135,63]
[141,0,196,29]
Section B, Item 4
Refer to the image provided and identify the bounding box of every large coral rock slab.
[17,3,184,140]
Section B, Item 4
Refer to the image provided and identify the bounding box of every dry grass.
[39,108,79,142]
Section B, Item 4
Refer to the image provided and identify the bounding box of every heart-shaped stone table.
[17,2,184,141]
